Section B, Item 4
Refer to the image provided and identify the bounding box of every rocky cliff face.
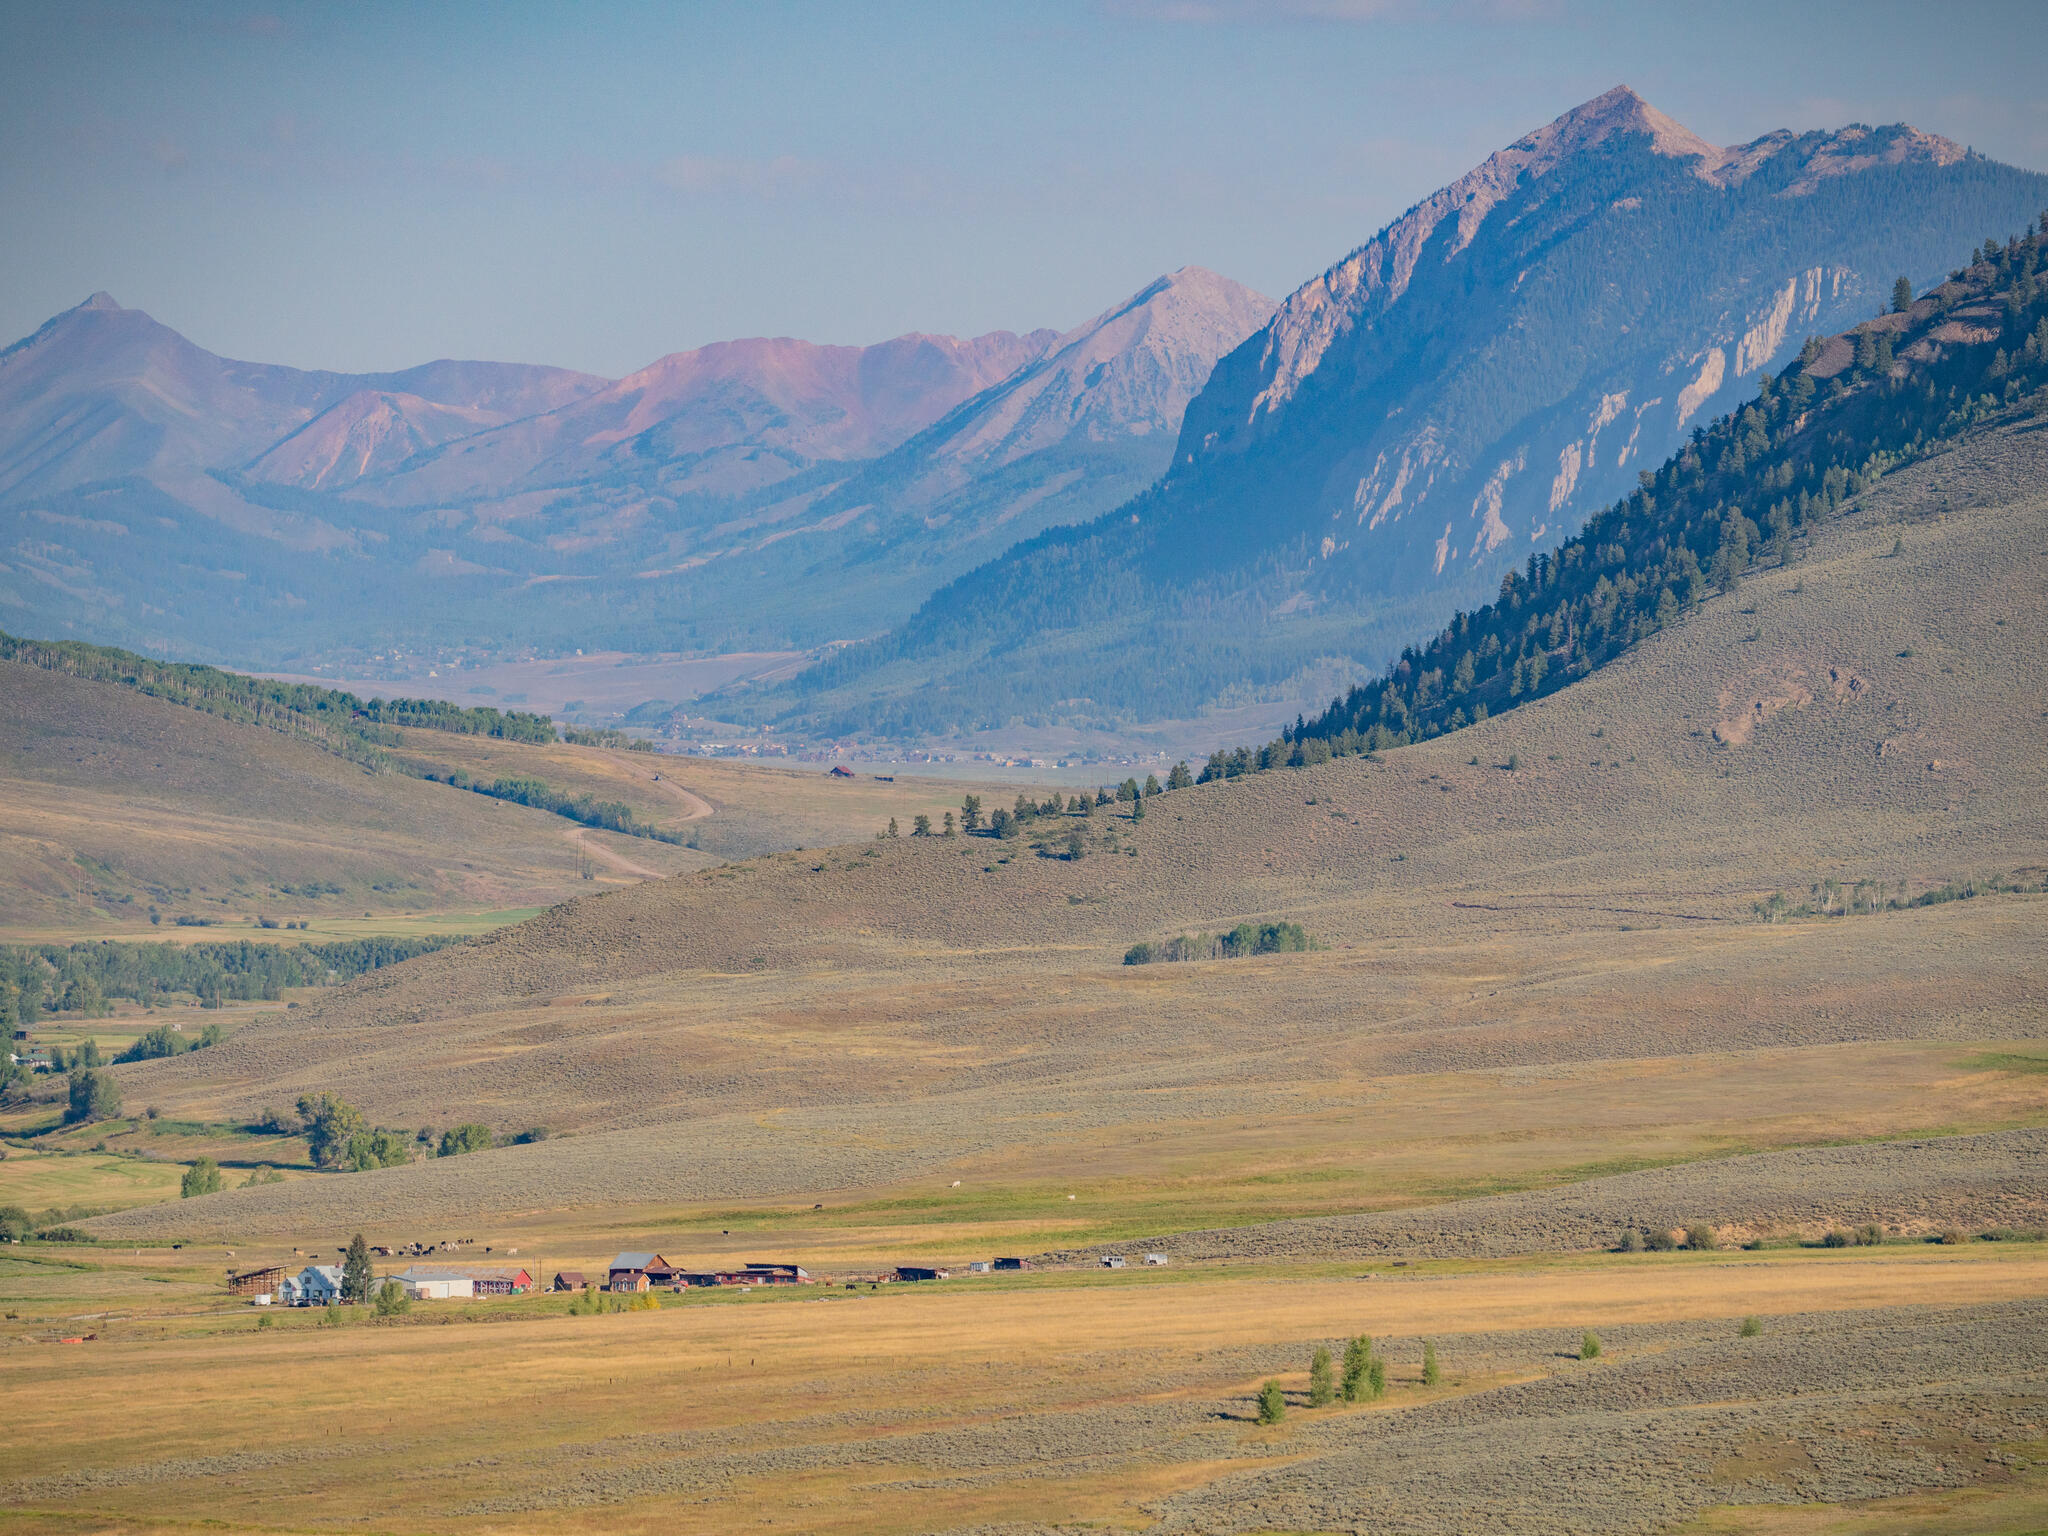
[788,88,2048,739]
[1169,87,1991,602]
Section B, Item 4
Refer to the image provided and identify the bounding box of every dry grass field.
[0,663,702,936]
[386,726,1039,862]
[5,417,2044,1533]
[0,1242,2043,1535]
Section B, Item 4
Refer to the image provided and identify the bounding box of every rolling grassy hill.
[88,385,2048,1239]
[0,657,1016,939]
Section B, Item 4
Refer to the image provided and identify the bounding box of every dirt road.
[564,827,668,880]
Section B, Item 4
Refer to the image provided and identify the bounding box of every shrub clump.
[1124,922,1315,965]
[180,1158,223,1199]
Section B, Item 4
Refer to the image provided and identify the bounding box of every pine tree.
[912,814,931,836]
[1309,1346,1335,1406]
[1167,762,1193,790]
[342,1232,374,1304]
[1065,827,1085,861]
[960,795,982,832]
[886,817,899,838]
[1893,275,1914,313]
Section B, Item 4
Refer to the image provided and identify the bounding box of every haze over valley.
[4,8,2047,1534]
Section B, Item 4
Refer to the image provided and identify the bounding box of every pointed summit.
[1539,84,1727,171]
[79,291,122,311]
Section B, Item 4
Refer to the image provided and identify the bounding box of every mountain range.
[775,87,2048,741]
[4,86,2044,751]
[0,269,1269,670]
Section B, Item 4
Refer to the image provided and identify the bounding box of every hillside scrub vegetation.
[1753,871,2048,922]
[1185,220,2048,777]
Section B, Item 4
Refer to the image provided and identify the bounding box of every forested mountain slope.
[1197,216,2048,773]
[784,88,2048,740]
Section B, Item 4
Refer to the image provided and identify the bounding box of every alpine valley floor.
[2,418,2045,1534]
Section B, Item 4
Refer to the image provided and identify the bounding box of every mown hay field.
[0,1150,186,1213]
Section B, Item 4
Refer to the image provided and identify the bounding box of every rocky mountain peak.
[1217,92,1981,443]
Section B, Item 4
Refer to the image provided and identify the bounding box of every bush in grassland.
[1256,1380,1286,1424]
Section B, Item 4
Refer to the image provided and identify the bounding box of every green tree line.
[417,772,683,843]
[0,632,557,760]
[0,936,459,1025]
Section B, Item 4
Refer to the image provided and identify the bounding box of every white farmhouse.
[294,1265,346,1305]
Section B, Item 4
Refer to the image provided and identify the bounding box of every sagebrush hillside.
[95,398,2048,1237]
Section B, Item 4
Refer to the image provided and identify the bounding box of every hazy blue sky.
[5,1,2045,376]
